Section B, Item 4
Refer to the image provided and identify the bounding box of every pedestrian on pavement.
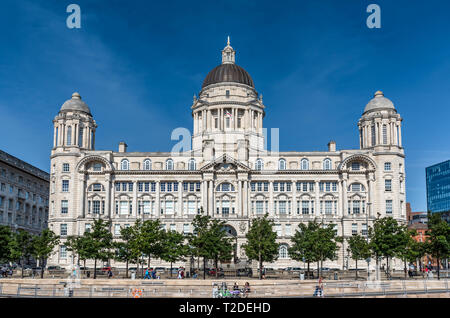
[144,268,151,279]
[151,268,156,279]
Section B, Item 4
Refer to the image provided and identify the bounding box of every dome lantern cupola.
[222,36,236,64]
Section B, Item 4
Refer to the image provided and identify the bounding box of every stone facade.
[48,40,406,270]
[0,149,49,235]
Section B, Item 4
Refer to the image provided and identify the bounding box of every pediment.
[200,154,250,172]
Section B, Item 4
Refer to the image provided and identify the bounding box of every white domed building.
[48,39,406,271]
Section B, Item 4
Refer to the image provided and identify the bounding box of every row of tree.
[1,211,448,280]
[0,226,60,278]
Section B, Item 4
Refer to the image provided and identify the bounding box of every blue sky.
[1,0,450,211]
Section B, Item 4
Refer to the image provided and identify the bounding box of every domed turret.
[60,92,92,115]
[363,91,396,114]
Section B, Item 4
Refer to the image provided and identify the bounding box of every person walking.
[108,269,113,279]
[144,268,151,280]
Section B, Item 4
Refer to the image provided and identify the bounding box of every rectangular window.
[115,183,120,191]
[278,201,286,214]
[353,200,360,214]
[93,163,102,171]
[114,224,121,235]
[351,162,360,170]
[183,224,190,234]
[62,180,69,192]
[251,182,256,192]
[383,125,387,144]
[256,201,264,214]
[62,163,70,172]
[85,223,91,233]
[120,201,128,215]
[138,182,143,192]
[302,201,309,214]
[61,200,68,214]
[362,223,368,236]
[386,200,393,214]
[165,201,174,214]
[60,224,67,236]
[332,182,337,192]
[170,224,176,232]
[275,224,282,237]
[60,246,67,259]
[285,224,291,236]
[325,201,333,214]
[384,162,391,171]
[188,201,196,214]
[385,179,392,192]
[92,200,100,214]
[352,223,358,235]
[371,125,376,146]
[143,201,151,214]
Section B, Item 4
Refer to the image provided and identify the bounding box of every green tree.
[369,216,405,279]
[188,214,211,279]
[242,214,279,280]
[83,219,114,279]
[160,230,188,277]
[8,229,34,278]
[0,225,12,263]
[65,235,90,268]
[425,213,450,280]
[289,221,320,279]
[139,219,165,269]
[113,225,137,279]
[313,221,342,278]
[31,229,60,278]
[346,233,371,279]
[205,219,234,278]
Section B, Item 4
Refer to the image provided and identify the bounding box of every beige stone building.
[48,40,406,270]
[0,150,49,235]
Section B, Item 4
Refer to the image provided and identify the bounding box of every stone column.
[398,123,402,147]
[238,180,242,217]
[208,180,213,216]
[53,126,57,147]
[156,181,161,217]
[342,178,348,216]
[269,181,274,217]
[292,179,297,216]
[79,175,86,218]
[393,122,398,146]
[105,174,111,218]
[337,180,343,217]
[243,180,248,217]
[132,181,138,217]
[111,178,115,219]
[315,180,320,216]
[178,181,183,217]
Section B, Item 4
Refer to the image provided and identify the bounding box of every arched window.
[348,183,365,192]
[323,158,332,170]
[255,159,263,171]
[300,158,309,170]
[67,126,72,145]
[188,159,196,171]
[143,159,152,170]
[166,159,174,170]
[279,244,289,259]
[216,183,235,192]
[278,158,286,170]
[120,159,129,171]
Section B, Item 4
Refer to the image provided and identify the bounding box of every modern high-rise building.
[48,39,407,269]
[426,159,450,222]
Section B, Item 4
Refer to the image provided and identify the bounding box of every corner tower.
[191,38,266,163]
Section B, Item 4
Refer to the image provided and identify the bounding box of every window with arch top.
[279,244,289,259]
[255,159,263,171]
[278,158,286,170]
[120,159,129,171]
[300,158,309,170]
[166,159,174,170]
[188,158,196,171]
[323,158,332,170]
[216,182,235,192]
[143,159,152,170]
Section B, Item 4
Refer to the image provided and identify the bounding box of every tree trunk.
[437,256,440,280]
[41,258,44,279]
[203,258,206,280]
[136,258,139,279]
[355,259,358,279]
[21,257,24,278]
[148,255,151,269]
[404,258,407,279]
[170,262,173,278]
[317,261,320,279]
[259,251,262,280]
[307,262,310,279]
[215,258,218,279]
[94,259,97,279]
[125,260,129,279]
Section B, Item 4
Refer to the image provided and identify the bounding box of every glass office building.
[426,160,450,219]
